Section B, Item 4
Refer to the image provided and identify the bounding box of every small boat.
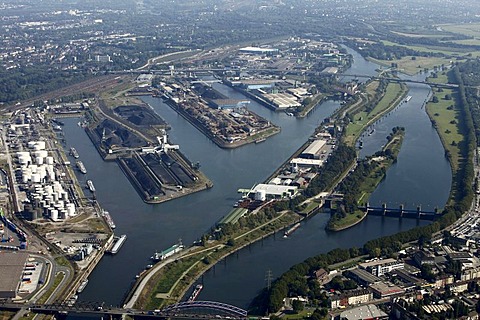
[76,160,87,174]
[86,180,95,193]
[70,147,79,159]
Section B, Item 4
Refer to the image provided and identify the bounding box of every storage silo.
[50,209,59,221]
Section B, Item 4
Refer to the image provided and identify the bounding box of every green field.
[425,88,462,171]
[381,40,477,56]
[440,23,480,38]
[391,31,451,39]
[344,82,407,146]
[368,56,454,75]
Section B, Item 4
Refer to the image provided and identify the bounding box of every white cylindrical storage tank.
[36,157,44,165]
[31,174,41,183]
[66,203,76,216]
[27,141,36,149]
[30,165,38,173]
[34,150,48,158]
[22,173,30,183]
[51,209,59,221]
[60,210,67,220]
[56,200,64,208]
[18,156,30,165]
[46,157,54,165]
[35,141,46,150]
[255,190,267,201]
[52,192,59,202]
[16,151,30,158]
[45,185,53,195]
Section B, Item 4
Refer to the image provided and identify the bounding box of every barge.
[187,284,203,302]
[102,210,116,229]
[108,234,127,254]
[284,222,301,238]
[77,279,89,293]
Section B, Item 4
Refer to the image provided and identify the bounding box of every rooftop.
[0,252,29,296]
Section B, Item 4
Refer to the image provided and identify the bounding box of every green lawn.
[440,23,480,38]
[381,40,477,56]
[368,56,454,75]
[426,89,462,171]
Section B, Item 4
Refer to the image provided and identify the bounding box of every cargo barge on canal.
[108,234,127,254]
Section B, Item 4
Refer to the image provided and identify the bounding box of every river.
[64,47,450,311]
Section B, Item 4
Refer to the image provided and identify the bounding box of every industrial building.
[238,46,279,55]
[359,258,404,277]
[262,92,301,110]
[339,304,388,320]
[0,252,29,299]
[239,184,298,200]
[300,139,327,159]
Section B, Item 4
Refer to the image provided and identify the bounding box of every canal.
[66,47,450,309]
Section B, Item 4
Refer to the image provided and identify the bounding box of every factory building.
[0,252,29,299]
[300,139,327,159]
[247,184,298,200]
[359,258,404,277]
[238,46,279,55]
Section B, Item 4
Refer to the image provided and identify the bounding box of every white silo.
[36,157,44,165]
[51,209,59,221]
[31,174,41,183]
[46,157,54,165]
[66,203,76,216]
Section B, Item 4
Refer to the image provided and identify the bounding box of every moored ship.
[108,234,126,254]
[76,160,87,174]
[102,210,116,229]
[284,222,301,238]
[86,180,95,192]
[188,284,203,302]
[70,147,79,159]
[77,279,89,293]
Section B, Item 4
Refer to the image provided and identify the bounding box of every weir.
[360,202,441,220]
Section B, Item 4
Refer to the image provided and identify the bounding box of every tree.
[432,96,439,103]
[292,300,304,313]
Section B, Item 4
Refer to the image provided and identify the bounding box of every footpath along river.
[67,47,450,311]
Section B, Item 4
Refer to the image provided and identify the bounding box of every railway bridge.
[0,300,248,319]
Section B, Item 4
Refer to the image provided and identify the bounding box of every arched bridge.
[162,301,248,318]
